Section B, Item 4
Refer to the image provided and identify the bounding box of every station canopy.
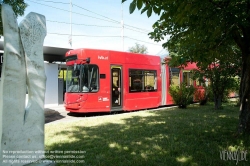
[0,40,71,63]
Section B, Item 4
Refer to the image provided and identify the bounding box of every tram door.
[111,66,122,110]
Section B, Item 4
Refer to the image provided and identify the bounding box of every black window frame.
[129,69,157,93]
[66,64,100,93]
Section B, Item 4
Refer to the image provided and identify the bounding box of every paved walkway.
[44,105,113,124]
[44,105,80,124]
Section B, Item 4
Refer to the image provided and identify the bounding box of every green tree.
[0,0,27,35]
[128,43,148,54]
[194,60,241,110]
[167,42,241,110]
[123,0,250,134]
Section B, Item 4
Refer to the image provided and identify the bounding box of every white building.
[0,41,71,107]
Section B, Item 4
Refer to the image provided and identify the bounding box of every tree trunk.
[232,26,250,135]
[214,94,223,110]
[238,53,250,134]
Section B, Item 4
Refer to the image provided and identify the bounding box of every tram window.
[170,68,180,86]
[82,65,99,92]
[66,65,81,92]
[183,71,193,86]
[66,64,99,93]
[129,69,157,93]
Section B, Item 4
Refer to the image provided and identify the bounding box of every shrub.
[169,83,195,108]
[194,87,208,105]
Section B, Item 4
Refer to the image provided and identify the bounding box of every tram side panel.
[161,64,176,106]
[161,64,167,105]
[123,63,161,111]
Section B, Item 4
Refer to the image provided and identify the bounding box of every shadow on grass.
[45,108,65,123]
[45,103,250,166]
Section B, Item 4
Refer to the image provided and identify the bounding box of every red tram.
[64,48,201,113]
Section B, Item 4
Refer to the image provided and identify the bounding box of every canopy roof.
[0,40,71,63]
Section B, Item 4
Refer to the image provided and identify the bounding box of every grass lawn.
[45,102,250,166]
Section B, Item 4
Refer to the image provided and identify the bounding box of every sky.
[13,0,167,55]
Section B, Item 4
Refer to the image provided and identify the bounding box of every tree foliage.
[194,60,241,109]
[0,0,27,36]
[169,82,195,109]
[123,0,250,134]
[128,43,148,54]
[167,43,241,110]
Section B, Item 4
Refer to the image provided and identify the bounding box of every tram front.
[64,50,99,112]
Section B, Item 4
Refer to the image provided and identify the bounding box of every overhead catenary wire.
[124,24,150,33]
[26,0,162,47]
[73,3,120,25]
[73,2,151,32]
[27,0,151,32]
[124,26,150,34]
[27,0,119,24]
[125,36,161,46]
[35,0,69,5]
[48,32,121,37]
[47,20,121,28]
[47,32,162,46]
[47,20,149,34]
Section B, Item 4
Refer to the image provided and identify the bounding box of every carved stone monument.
[0,4,53,166]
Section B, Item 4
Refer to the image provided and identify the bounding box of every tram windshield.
[66,64,99,93]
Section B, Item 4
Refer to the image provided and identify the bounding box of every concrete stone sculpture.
[0,4,50,166]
